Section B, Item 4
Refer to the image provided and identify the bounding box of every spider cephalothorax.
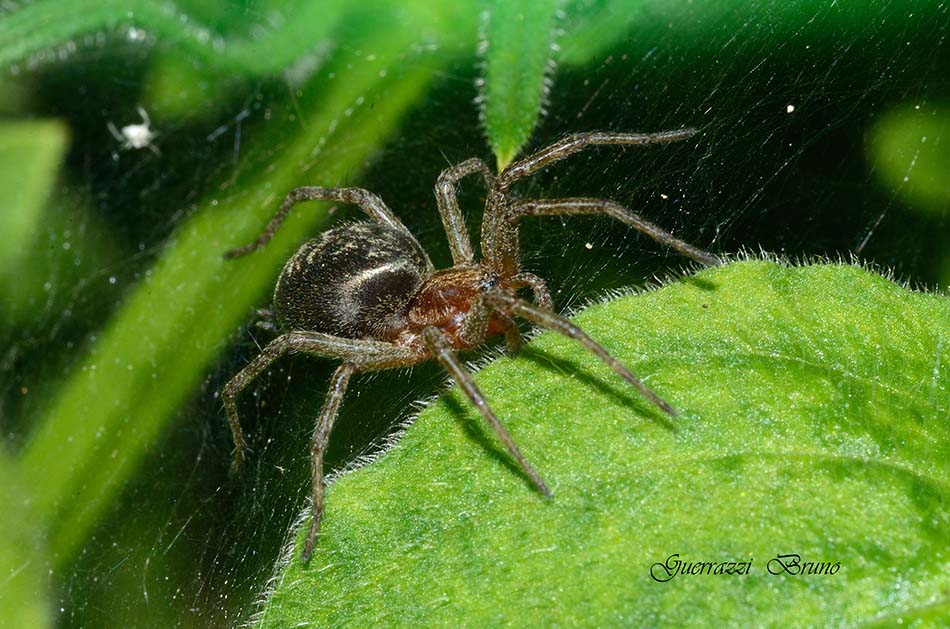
[222,129,720,560]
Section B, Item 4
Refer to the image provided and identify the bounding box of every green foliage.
[480,0,562,169]
[261,261,950,626]
[0,121,122,329]
[868,106,950,216]
[0,452,50,629]
[867,105,950,287]
[0,120,67,284]
[0,0,350,75]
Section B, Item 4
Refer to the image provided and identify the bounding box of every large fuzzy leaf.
[259,260,950,626]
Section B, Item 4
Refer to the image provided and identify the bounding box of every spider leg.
[495,129,698,190]
[459,293,522,353]
[221,331,416,474]
[460,272,555,353]
[458,273,557,355]
[254,320,277,333]
[224,187,411,259]
[457,293,492,347]
[511,198,720,267]
[303,362,353,562]
[422,327,551,498]
[485,290,677,417]
[106,121,124,143]
[499,314,522,354]
[435,158,495,265]
[509,272,553,309]
[481,129,708,273]
[136,105,151,126]
[300,343,425,560]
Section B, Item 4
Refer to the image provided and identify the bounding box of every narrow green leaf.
[0,0,352,75]
[0,120,125,329]
[0,451,50,629]
[259,260,950,626]
[0,120,68,278]
[480,0,562,169]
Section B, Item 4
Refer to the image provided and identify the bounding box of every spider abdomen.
[273,222,432,339]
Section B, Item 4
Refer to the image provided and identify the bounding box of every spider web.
[2,2,948,626]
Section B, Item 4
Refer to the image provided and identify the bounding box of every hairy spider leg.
[106,120,124,143]
[221,332,416,473]
[223,332,421,561]
[223,186,415,259]
[479,129,721,275]
[497,312,523,353]
[422,327,552,498]
[509,272,553,309]
[434,157,494,265]
[485,290,677,417]
[511,198,721,267]
[135,105,151,127]
[304,362,354,562]
[305,347,426,561]
[456,289,523,354]
[496,129,699,189]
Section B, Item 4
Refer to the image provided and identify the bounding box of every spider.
[107,106,160,156]
[222,129,720,560]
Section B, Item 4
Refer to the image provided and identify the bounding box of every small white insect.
[107,106,160,155]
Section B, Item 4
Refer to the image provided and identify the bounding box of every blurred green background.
[0,0,948,625]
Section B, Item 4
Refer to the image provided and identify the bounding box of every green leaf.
[0,119,68,278]
[0,0,481,78]
[259,260,950,626]
[480,0,562,169]
[0,450,50,629]
[868,105,950,217]
[0,0,352,75]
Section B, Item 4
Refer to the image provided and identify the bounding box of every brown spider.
[222,129,720,560]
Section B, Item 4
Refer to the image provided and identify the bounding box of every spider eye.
[480,274,500,291]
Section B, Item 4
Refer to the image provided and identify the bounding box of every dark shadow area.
[517,345,679,433]
[679,273,720,293]
[441,394,536,492]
